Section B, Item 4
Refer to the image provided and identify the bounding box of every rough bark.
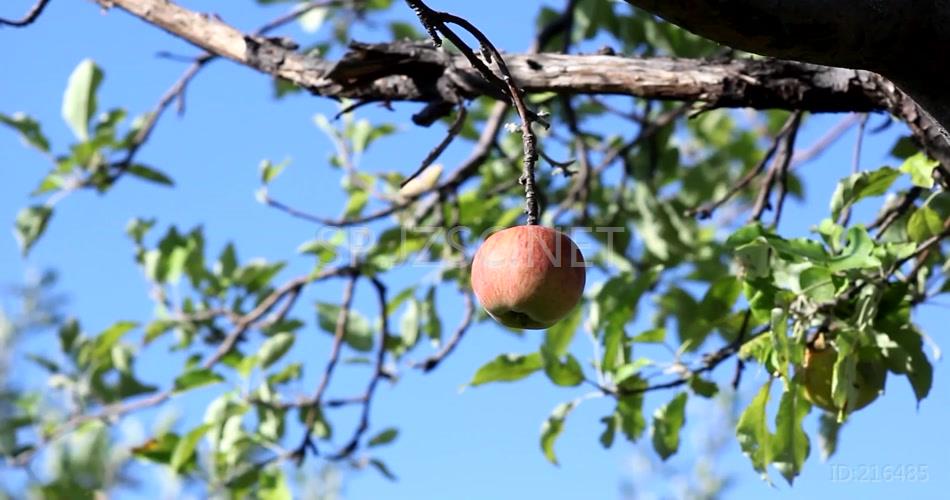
[95,0,950,164]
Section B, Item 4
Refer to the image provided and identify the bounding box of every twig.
[837,113,869,226]
[83,0,362,190]
[405,0,543,224]
[731,310,752,389]
[333,99,391,119]
[203,265,356,370]
[750,111,802,223]
[601,316,765,398]
[789,113,862,169]
[256,0,352,35]
[869,186,923,236]
[400,104,467,188]
[897,218,950,284]
[0,0,51,27]
[296,268,360,463]
[102,54,214,184]
[411,291,475,372]
[770,113,803,227]
[687,112,799,219]
[328,276,391,459]
[552,94,592,223]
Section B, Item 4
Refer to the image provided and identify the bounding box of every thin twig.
[0,0,51,27]
[601,317,765,398]
[405,0,543,224]
[400,104,467,188]
[789,113,862,169]
[837,113,869,226]
[770,113,803,227]
[869,187,923,236]
[329,276,390,459]
[203,265,356,370]
[296,268,360,463]
[731,310,752,389]
[412,291,475,372]
[687,112,799,219]
[750,112,802,223]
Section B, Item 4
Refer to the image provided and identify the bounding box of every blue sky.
[1,1,947,499]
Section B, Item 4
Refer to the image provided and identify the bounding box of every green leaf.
[651,392,687,460]
[599,414,618,449]
[736,379,773,479]
[540,347,585,387]
[259,332,295,369]
[126,164,174,186]
[817,412,841,461]
[268,363,302,385]
[170,423,212,472]
[316,302,374,352]
[422,286,442,343]
[469,353,542,387]
[131,433,179,464]
[259,159,289,184]
[26,353,60,373]
[174,368,225,393]
[0,112,50,151]
[829,167,900,221]
[799,266,836,303]
[828,226,880,272]
[297,239,338,267]
[259,467,292,500]
[144,319,176,344]
[688,376,719,398]
[771,382,811,484]
[879,325,933,403]
[58,318,80,353]
[62,59,103,141]
[830,333,858,415]
[907,206,943,243]
[93,320,138,361]
[216,243,238,279]
[368,427,398,447]
[769,308,790,383]
[544,305,582,357]
[343,189,369,218]
[592,269,659,372]
[631,327,666,343]
[899,152,938,189]
[368,458,398,481]
[389,20,422,40]
[540,401,576,465]
[616,392,647,443]
[397,299,420,354]
[14,205,53,255]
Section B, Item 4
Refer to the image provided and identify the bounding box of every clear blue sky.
[1,1,946,499]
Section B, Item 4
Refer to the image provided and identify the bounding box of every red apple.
[471,225,586,329]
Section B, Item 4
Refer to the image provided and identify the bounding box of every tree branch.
[0,0,51,27]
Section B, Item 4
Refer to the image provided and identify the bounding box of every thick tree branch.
[92,0,950,167]
[92,2,903,111]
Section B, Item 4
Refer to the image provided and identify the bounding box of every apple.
[471,225,585,329]
[801,342,886,414]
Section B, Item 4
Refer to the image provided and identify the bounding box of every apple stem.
[405,0,544,226]
[515,100,541,225]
